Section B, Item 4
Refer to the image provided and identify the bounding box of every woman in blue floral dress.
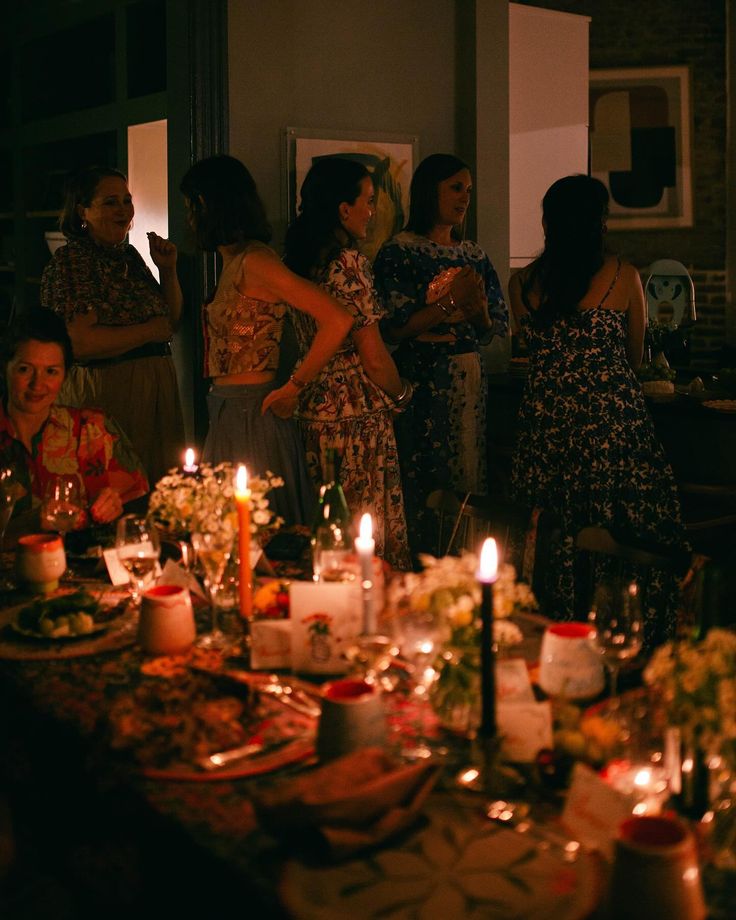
[373,154,507,561]
[283,157,411,569]
[509,175,687,648]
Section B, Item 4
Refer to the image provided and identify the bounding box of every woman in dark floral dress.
[510,175,687,648]
[283,157,411,568]
[373,154,507,561]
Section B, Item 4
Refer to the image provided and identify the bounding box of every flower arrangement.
[643,628,736,761]
[148,462,284,539]
[395,552,538,734]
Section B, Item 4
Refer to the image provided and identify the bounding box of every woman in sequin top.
[180,155,352,526]
[40,165,185,486]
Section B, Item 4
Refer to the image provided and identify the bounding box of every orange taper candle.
[234,465,253,619]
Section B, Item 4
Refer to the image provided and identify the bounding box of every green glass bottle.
[310,448,353,581]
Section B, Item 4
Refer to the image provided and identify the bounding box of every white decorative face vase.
[645,259,696,329]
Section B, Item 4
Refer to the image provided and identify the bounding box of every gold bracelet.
[289,373,306,390]
[437,297,452,316]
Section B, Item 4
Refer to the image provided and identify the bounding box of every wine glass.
[0,466,20,556]
[41,473,85,577]
[191,508,235,650]
[392,586,446,761]
[41,474,85,539]
[115,515,161,605]
[588,575,644,701]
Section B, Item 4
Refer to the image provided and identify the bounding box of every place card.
[250,619,292,670]
[497,657,536,703]
[498,700,553,762]
[157,559,208,601]
[561,761,633,859]
[102,547,132,586]
[290,581,362,675]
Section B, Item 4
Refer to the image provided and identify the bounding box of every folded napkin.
[253,747,440,860]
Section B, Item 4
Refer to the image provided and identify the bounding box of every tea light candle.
[603,758,670,815]
[234,465,253,620]
[478,537,498,738]
[182,447,198,475]
[355,512,375,634]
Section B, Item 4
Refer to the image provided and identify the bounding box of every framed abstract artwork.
[589,66,693,230]
[284,127,417,260]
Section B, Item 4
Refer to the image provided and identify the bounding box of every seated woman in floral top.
[1,309,148,538]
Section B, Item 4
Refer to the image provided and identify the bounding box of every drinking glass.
[393,591,445,760]
[115,515,161,605]
[41,473,85,578]
[0,466,19,557]
[588,575,644,701]
[41,474,85,540]
[191,509,234,650]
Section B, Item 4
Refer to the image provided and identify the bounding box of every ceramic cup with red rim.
[138,584,196,655]
[316,678,386,762]
[16,533,66,594]
[537,621,605,700]
[606,815,706,920]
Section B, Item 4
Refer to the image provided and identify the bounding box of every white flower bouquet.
[643,628,736,760]
[148,462,284,540]
[396,552,537,734]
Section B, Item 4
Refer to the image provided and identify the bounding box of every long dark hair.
[404,153,470,239]
[283,157,370,278]
[180,155,271,251]
[59,165,128,240]
[524,174,610,327]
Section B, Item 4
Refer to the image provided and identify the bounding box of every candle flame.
[235,464,249,496]
[359,512,373,541]
[479,538,498,581]
[184,447,195,468]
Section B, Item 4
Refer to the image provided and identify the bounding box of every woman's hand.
[147,232,178,271]
[451,268,492,330]
[90,487,123,524]
[261,383,299,419]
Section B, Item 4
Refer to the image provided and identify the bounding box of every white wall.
[509,4,589,266]
[228,0,457,247]
[127,119,168,277]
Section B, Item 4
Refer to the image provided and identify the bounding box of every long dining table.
[0,548,730,920]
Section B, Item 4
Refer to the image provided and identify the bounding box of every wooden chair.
[574,525,691,647]
[425,489,560,616]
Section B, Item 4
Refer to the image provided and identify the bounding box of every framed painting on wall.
[284,127,417,260]
[589,66,693,230]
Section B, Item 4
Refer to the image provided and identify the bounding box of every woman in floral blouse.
[283,157,411,569]
[1,310,148,537]
[373,154,508,560]
[40,165,184,486]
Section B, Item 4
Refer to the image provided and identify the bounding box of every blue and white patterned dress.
[511,300,687,647]
[373,232,507,559]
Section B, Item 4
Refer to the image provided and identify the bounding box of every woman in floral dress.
[509,175,687,648]
[373,154,507,561]
[283,157,411,569]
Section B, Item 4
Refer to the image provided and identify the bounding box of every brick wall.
[513,0,731,364]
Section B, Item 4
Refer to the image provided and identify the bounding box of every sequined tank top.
[203,244,287,377]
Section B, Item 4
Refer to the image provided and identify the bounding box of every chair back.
[574,525,690,647]
[425,489,560,616]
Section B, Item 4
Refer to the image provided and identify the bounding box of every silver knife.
[197,737,297,772]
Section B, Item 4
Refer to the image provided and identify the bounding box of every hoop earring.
[81,220,88,231]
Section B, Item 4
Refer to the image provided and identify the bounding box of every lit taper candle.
[234,465,253,620]
[478,537,498,738]
[355,512,376,634]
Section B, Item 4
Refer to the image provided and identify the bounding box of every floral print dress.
[373,232,507,560]
[290,248,411,570]
[510,303,687,647]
